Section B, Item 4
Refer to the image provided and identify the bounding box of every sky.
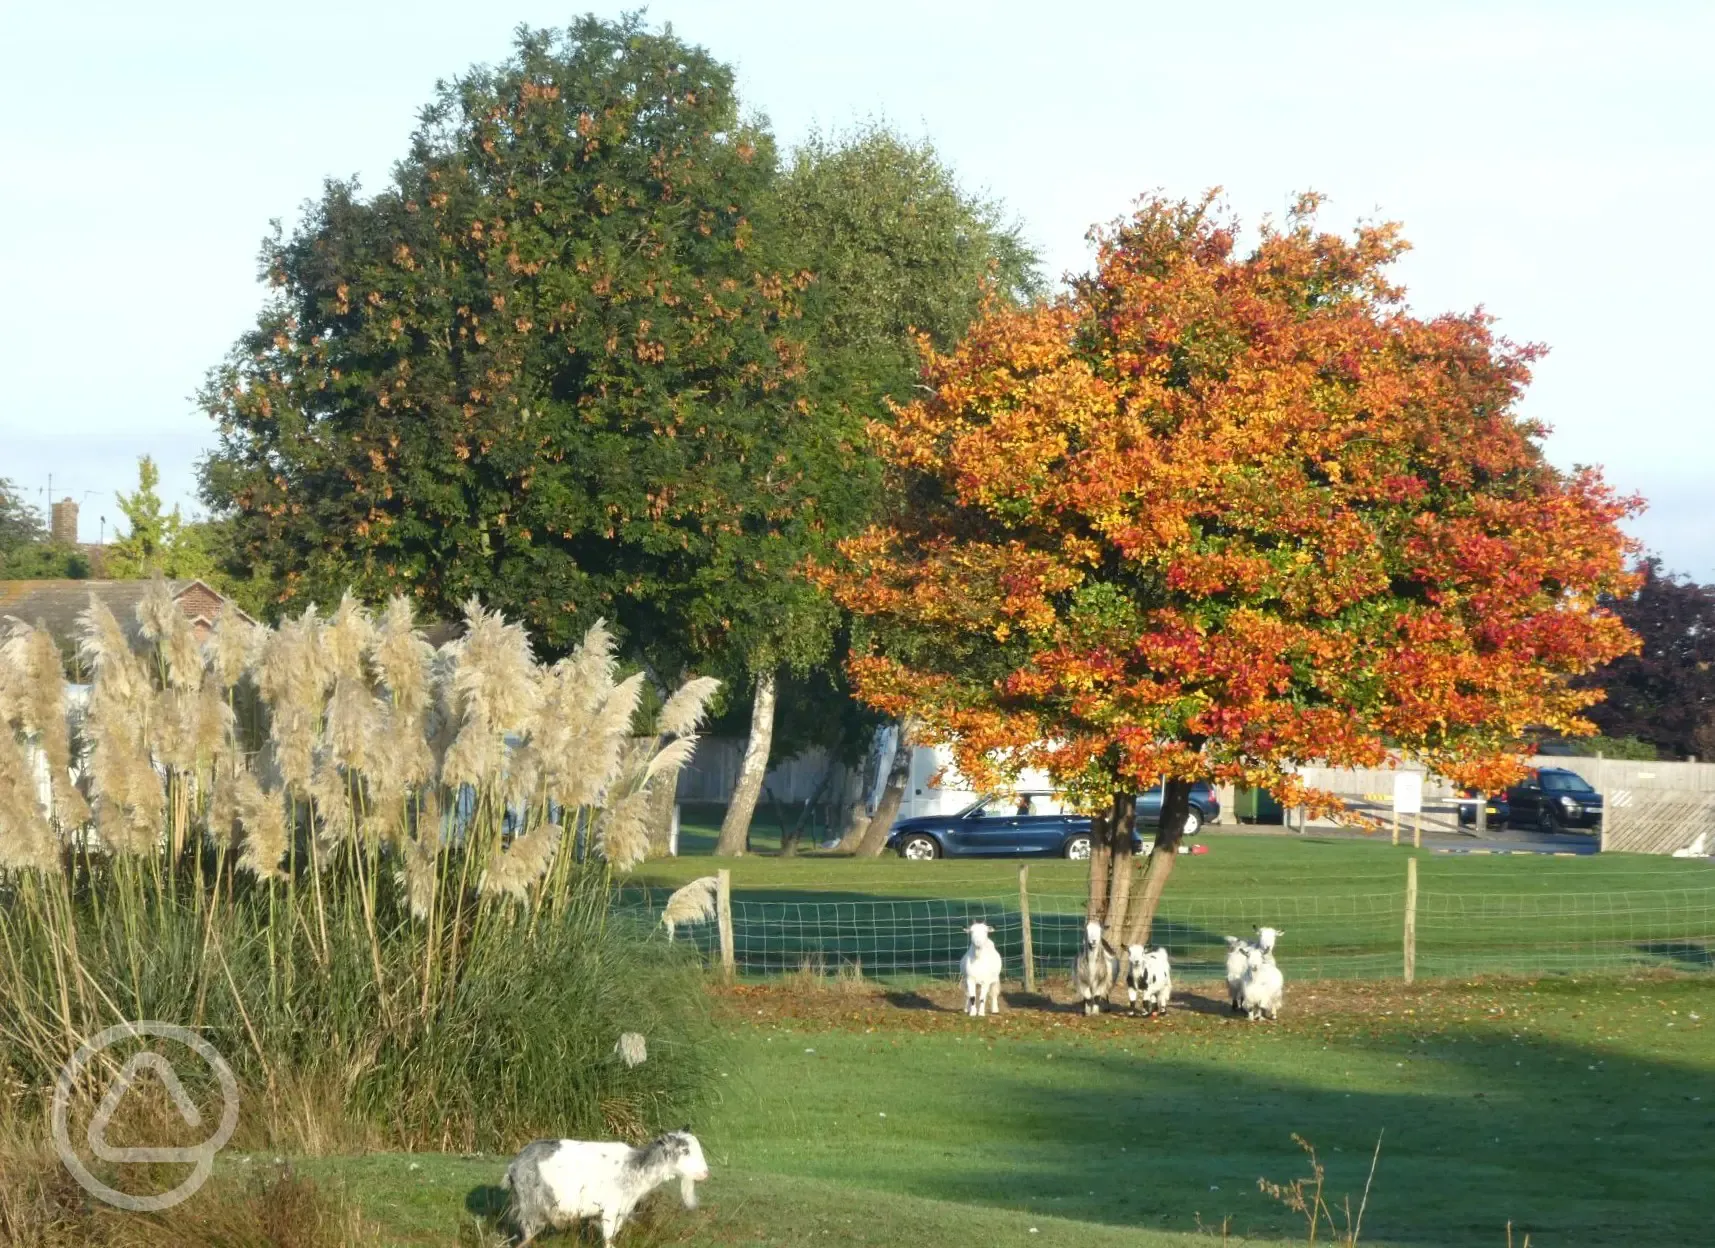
[1,1,1710,576]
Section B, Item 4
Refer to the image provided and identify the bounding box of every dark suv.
[1504,768,1604,833]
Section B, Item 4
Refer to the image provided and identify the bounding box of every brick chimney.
[50,497,78,545]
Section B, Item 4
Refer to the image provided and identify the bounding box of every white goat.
[1254,925,1284,954]
[960,921,1003,1017]
[1238,944,1285,1022]
[1124,944,1172,1017]
[1223,936,1253,1013]
[502,1129,709,1247]
[1073,920,1119,1016]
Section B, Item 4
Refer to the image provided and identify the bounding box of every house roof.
[0,579,252,660]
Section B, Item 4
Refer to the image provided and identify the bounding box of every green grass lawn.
[625,833,1715,983]
[281,971,1715,1247]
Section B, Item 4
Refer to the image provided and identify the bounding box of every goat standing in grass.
[960,921,1003,1017]
[1223,936,1254,1013]
[1073,920,1119,1016]
[502,1129,709,1246]
[1124,944,1172,1017]
[1238,941,1285,1022]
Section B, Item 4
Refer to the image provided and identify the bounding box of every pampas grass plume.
[660,875,719,941]
[234,770,289,880]
[479,820,562,903]
[656,676,720,739]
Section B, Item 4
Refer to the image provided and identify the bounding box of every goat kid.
[502,1128,709,1247]
[1238,943,1285,1022]
[1124,944,1172,1017]
[1223,936,1253,1013]
[961,921,1003,1017]
[1073,920,1119,1016]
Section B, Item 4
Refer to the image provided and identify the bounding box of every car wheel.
[1064,834,1093,861]
[1538,808,1562,834]
[898,834,940,861]
[1182,810,1202,838]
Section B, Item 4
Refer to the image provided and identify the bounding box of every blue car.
[886,784,1221,861]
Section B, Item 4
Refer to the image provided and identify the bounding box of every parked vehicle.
[1137,782,1221,836]
[887,784,1219,860]
[1455,789,1512,830]
[1503,767,1604,833]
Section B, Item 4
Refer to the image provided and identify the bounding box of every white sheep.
[1238,943,1284,1022]
[1124,944,1171,1017]
[960,921,1003,1017]
[1223,936,1253,1013]
[502,1129,709,1246]
[1073,920,1119,1016]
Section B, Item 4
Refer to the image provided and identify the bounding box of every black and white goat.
[1124,944,1172,1017]
[502,1128,709,1246]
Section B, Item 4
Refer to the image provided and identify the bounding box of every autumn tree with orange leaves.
[817,193,1640,944]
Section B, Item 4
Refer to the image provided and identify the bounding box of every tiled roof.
[0,579,252,662]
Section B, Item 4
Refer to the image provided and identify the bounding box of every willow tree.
[819,193,1639,943]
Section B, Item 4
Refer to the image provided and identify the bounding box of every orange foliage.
[815,193,1640,808]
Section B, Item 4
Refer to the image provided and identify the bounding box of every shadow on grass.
[834,995,1715,1247]
[1636,940,1713,970]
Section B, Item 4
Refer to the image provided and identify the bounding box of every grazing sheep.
[1072,920,1119,1016]
[960,921,1003,1017]
[502,1129,709,1247]
[1238,944,1285,1022]
[1124,944,1172,1017]
[1223,937,1253,1013]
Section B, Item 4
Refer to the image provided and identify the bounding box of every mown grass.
[264,971,1712,1247]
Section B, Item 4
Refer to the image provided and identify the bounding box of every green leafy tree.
[105,456,214,580]
[712,125,1042,854]
[200,18,857,750]
[0,479,47,554]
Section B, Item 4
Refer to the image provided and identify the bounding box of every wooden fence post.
[716,868,735,983]
[1403,856,1418,985]
[1018,863,1036,994]
[1412,810,1421,850]
[1391,808,1399,847]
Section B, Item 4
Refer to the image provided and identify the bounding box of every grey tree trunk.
[852,722,915,857]
[714,670,777,857]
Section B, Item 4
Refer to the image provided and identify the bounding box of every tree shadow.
[834,996,1715,1247]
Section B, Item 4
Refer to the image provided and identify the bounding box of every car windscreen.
[1542,773,1595,794]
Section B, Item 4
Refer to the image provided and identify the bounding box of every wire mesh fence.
[619,878,1715,984]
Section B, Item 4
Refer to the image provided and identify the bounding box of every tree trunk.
[1103,792,1138,939]
[1124,778,1191,947]
[714,670,777,856]
[1084,807,1113,926]
[852,721,915,857]
[784,735,843,856]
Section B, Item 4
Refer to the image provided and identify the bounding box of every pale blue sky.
[1,1,1709,575]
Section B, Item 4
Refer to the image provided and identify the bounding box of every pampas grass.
[0,587,720,1151]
